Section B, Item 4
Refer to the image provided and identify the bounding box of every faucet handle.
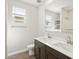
[47,33,52,38]
[66,36,73,45]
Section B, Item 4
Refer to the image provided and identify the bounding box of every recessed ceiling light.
[37,0,41,3]
[37,0,45,3]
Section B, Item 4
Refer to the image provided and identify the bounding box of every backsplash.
[45,31,73,42]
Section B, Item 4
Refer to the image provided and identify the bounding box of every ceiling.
[18,0,73,12]
[46,0,73,13]
[19,0,42,7]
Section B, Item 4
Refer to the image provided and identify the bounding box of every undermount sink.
[53,43,73,52]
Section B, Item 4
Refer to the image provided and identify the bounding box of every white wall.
[7,0,38,55]
[62,7,73,32]
[38,5,46,36]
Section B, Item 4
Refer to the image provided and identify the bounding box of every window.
[12,6,26,23]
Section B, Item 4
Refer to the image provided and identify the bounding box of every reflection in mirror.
[45,10,60,32]
[45,0,73,32]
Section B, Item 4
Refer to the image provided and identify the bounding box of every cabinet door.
[34,40,46,59]
[46,46,72,59]
[46,50,58,59]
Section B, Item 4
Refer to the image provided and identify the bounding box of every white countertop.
[34,37,73,58]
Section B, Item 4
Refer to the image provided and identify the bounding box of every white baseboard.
[8,49,28,56]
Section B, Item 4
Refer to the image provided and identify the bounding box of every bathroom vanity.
[34,37,72,59]
[34,1,73,59]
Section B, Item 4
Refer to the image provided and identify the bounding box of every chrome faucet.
[66,36,73,45]
[48,33,52,38]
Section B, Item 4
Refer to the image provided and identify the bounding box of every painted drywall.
[7,0,38,55]
[38,5,46,36]
[62,7,73,32]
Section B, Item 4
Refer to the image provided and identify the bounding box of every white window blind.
[12,6,26,15]
[12,6,26,23]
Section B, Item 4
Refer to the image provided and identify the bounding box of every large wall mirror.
[44,0,73,32]
[45,9,61,32]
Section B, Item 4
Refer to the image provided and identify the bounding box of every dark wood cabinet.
[46,50,58,59]
[34,40,46,59]
[34,40,72,59]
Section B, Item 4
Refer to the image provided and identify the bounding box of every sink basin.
[53,43,73,52]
